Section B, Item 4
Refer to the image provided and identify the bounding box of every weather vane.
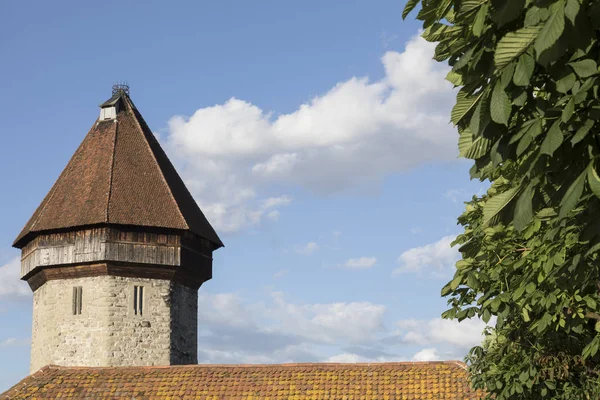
[112,82,130,96]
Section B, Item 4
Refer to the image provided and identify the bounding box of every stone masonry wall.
[170,283,198,364]
[30,276,198,373]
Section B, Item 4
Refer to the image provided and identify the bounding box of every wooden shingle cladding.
[20,226,213,291]
[13,93,222,250]
[0,362,485,399]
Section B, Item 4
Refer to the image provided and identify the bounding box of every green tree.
[404,0,600,398]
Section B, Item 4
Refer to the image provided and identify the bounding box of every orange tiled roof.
[1,362,485,399]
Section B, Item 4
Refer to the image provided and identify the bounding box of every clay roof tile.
[0,362,485,399]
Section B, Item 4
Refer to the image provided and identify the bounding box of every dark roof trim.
[99,93,122,108]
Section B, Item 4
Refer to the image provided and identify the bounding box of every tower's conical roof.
[13,91,223,249]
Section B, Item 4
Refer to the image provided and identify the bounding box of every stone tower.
[13,85,223,373]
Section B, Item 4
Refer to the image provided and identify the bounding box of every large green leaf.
[483,186,520,225]
[445,70,463,86]
[540,120,564,156]
[472,4,488,36]
[559,169,586,218]
[561,98,575,123]
[423,23,463,42]
[513,53,535,86]
[565,0,580,24]
[572,119,595,145]
[517,129,534,156]
[495,26,542,70]
[458,128,492,159]
[402,0,420,19]
[459,0,485,16]
[451,90,482,125]
[534,1,565,56]
[469,94,490,135]
[588,162,600,199]
[491,82,511,125]
[525,5,552,26]
[514,184,534,231]
[452,46,475,70]
[568,59,599,78]
[435,0,453,20]
[555,71,576,93]
[465,136,492,159]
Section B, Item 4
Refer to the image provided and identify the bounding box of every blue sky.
[0,0,487,391]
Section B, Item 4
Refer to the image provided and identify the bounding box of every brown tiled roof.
[0,362,484,399]
[13,94,222,249]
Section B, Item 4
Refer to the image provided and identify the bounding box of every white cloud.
[391,317,492,350]
[198,345,318,365]
[325,352,406,363]
[326,348,445,363]
[195,291,387,364]
[267,291,386,344]
[295,242,319,255]
[326,353,367,363]
[193,291,484,365]
[164,33,455,234]
[197,292,258,329]
[0,257,30,300]
[261,195,293,210]
[412,348,440,362]
[393,235,459,276]
[343,257,377,269]
[266,210,280,221]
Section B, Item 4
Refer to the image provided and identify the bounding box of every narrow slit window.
[72,286,82,315]
[139,286,143,316]
[134,286,144,316]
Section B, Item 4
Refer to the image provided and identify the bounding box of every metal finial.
[112,82,130,96]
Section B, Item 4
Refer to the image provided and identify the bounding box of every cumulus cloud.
[164,34,455,234]
[193,291,485,365]
[325,352,405,363]
[195,291,387,364]
[343,257,377,269]
[385,317,492,350]
[392,235,459,276]
[325,347,448,363]
[266,291,386,344]
[0,257,30,300]
[412,348,440,362]
[294,242,319,255]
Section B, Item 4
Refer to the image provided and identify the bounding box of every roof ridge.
[36,360,467,371]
